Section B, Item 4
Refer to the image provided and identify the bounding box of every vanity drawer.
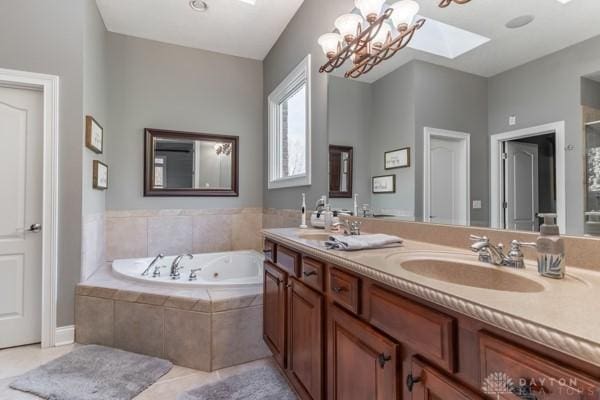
[368,285,456,373]
[480,332,600,399]
[301,257,324,292]
[328,267,360,314]
[263,239,276,263]
[276,245,301,277]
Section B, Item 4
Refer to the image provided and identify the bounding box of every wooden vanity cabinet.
[408,358,483,400]
[287,277,324,400]
[263,261,287,368]
[263,239,600,400]
[328,304,399,400]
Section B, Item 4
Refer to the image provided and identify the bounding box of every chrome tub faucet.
[142,253,164,276]
[170,254,193,280]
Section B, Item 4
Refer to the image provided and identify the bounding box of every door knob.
[28,224,42,233]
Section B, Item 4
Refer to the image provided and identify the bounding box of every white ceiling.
[331,0,600,82]
[95,0,305,60]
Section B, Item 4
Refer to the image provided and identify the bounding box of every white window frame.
[268,54,312,189]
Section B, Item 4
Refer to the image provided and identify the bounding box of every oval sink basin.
[401,259,545,293]
[299,233,331,242]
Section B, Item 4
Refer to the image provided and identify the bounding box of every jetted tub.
[112,250,264,287]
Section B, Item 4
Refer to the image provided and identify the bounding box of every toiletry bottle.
[323,204,334,231]
[536,213,565,279]
[353,194,359,217]
[300,193,308,229]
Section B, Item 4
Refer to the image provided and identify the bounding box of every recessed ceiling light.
[556,0,573,3]
[189,0,208,12]
[237,0,257,4]
[505,15,535,29]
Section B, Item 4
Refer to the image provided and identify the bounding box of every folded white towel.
[325,234,403,251]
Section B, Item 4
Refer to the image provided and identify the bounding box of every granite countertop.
[263,227,600,367]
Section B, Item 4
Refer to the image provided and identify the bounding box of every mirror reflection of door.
[329,145,353,198]
[503,133,556,232]
[424,128,470,226]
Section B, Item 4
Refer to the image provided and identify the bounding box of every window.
[268,55,311,189]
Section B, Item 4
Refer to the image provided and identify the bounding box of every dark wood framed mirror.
[329,145,354,198]
[144,128,239,197]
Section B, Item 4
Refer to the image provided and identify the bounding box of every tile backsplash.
[105,208,264,261]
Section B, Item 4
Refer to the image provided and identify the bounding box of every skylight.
[408,16,490,59]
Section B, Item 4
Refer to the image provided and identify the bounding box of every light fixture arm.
[345,18,426,79]
[438,0,472,8]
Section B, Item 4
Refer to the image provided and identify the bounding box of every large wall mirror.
[144,129,239,197]
[325,2,600,238]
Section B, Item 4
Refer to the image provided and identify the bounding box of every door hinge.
[503,201,508,209]
[502,153,508,160]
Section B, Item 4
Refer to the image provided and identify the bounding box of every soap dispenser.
[536,213,565,279]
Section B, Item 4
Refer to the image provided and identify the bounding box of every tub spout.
[170,254,193,280]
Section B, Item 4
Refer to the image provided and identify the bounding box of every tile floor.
[0,344,278,400]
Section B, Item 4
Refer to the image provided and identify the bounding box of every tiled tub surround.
[105,208,264,261]
[75,266,270,371]
[81,212,106,281]
[264,227,600,367]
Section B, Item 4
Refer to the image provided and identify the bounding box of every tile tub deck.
[75,265,270,371]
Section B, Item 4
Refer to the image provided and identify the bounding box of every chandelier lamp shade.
[318,0,425,79]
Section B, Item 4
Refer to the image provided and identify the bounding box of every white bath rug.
[177,365,297,400]
[10,345,172,400]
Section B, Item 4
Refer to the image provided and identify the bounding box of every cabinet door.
[408,358,483,400]
[263,262,287,368]
[287,278,323,400]
[328,304,399,400]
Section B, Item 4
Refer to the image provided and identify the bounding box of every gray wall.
[263,0,351,210]
[582,77,600,110]
[0,0,85,327]
[413,61,489,226]
[369,62,416,215]
[327,77,372,210]
[489,34,600,235]
[106,33,263,210]
[82,0,109,217]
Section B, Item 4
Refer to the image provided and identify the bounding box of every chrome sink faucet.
[170,254,193,280]
[332,219,362,236]
[142,253,164,276]
[469,235,536,269]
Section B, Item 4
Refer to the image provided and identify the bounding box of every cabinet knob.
[377,353,392,369]
[286,283,292,288]
[510,382,542,400]
[332,286,347,294]
[406,374,422,392]
[303,270,317,277]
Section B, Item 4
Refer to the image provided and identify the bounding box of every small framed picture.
[372,175,396,194]
[85,115,103,154]
[384,147,410,169]
[93,160,108,190]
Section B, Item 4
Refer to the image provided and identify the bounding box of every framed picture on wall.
[372,175,396,194]
[93,160,108,190]
[85,115,103,154]
[384,147,410,169]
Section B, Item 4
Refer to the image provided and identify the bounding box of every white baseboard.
[55,325,75,346]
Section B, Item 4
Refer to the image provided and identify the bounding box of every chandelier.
[318,0,425,79]
[214,143,232,156]
[439,0,471,7]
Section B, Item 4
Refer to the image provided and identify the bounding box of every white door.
[504,141,539,232]
[428,136,469,225]
[0,86,43,348]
